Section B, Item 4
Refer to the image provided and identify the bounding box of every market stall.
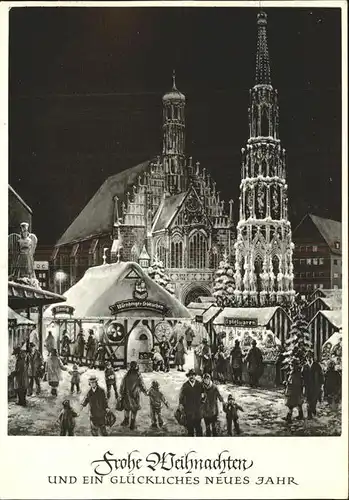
[44,261,191,370]
[308,309,342,361]
[321,329,342,370]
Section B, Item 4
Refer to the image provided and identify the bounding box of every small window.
[300,272,305,278]
[334,259,338,265]
[313,259,318,265]
[300,284,306,291]
[312,245,318,252]
[306,258,312,265]
[319,258,324,265]
[306,284,312,290]
[319,272,325,278]
[333,284,339,290]
[334,241,340,249]
[293,258,298,264]
[312,272,317,277]
[300,259,305,265]
[319,283,324,289]
[299,246,305,252]
[306,245,312,252]
[334,273,339,278]
[306,272,311,278]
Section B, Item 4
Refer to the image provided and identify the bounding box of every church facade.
[51,73,234,305]
[234,11,295,307]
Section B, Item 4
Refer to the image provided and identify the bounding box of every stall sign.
[52,305,75,317]
[109,299,168,315]
[224,317,258,327]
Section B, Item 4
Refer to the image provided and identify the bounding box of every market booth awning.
[8,307,35,325]
[8,281,66,309]
[44,261,191,319]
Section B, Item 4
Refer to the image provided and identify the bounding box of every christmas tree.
[147,256,175,295]
[282,315,313,377]
[212,251,235,307]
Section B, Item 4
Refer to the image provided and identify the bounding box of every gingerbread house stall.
[43,261,192,371]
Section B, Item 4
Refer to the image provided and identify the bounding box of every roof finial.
[255,9,271,85]
[172,69,177,90]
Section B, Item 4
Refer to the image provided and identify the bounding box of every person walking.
[302,352,324,419]
[75,329,85,365]
[324,361,341,411]
[214,344,229,384]
[148,380,169,428]
[80,375,110,436]
[86,330,97,367]
[69,363,87,394]
[104,361,118,399]
[60,330,71,365]
[185,325,195,350]
[95,342,107,370]
[159,335,171,372]
[46,348,68,396]
[119,361,148,430]
[245,339,263,387]
[58,400,78,436]
[27,343,44,396]
[202,373,224,436]
[178,368,204,436]
[13,345,29,406]
[223,394,244,435]
[201,338,212,376]
[174,336,187,372]
[44,331,56,356]
[284,359,304,423]
[230,339,243,385]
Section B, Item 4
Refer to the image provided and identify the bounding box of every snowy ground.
[8,351,341,437]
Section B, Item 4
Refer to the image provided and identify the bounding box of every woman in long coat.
[13,346,29,406]
[119,361,148,430]
[75,330,85,364]
[86,330,97,367]
[174,336,187,372]
[46,349,68,396]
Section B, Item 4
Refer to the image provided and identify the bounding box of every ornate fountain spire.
[255,11,271,86]
[233,10,295,308]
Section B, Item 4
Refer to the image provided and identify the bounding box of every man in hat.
[245,339,263,387]
[230,339,243,385]
[80,375,110,436]
[302,351,324,419]
[178,368,204,436]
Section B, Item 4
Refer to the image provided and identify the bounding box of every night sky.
[9,6,342,245]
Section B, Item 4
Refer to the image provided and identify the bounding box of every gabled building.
[293,214,342,296]
[51,74,235,304]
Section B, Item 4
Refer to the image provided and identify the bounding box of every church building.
[51,73,234,305]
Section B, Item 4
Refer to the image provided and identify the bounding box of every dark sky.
[9,6,342,245]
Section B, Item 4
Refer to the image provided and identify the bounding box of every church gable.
[169,186,212,230]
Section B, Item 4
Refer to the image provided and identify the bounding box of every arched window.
[189,232,207,269]
[170,235,183,268]
[156,238,166,266]
[130,244,139,262]
[261,105,269,137]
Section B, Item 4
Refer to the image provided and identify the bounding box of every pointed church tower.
[234,11,295,307]
[162,71,186,195]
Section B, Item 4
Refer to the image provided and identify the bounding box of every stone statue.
[8,222,39,287]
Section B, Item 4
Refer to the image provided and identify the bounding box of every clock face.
[186,196,200,213]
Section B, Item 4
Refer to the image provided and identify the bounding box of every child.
[152,346,165,372]
[58,400,78,436]
[69,363,87,394]
[104,361,118,399]
[148,380,169,428]
[223,394,244,436]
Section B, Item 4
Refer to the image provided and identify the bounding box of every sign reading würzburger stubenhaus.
[109,299,168,315]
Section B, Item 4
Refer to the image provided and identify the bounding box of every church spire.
[255,11,271,86]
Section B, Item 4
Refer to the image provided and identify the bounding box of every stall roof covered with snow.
[44,262,191,319]
[213,306,291,344]
[8,307,35,326]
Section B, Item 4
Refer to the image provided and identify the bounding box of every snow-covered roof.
[187,302,212,310]
[44,261,191,319]
[198,296,216,303]
[202,306,221,324]
[187,308,206,318]
[8,307,35,326]
[318,310,342,329]
[152,192,187,232]
[307,296,342,312]
[213,307,281,326]
[311,288,342,301]
[139,245,150,260]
